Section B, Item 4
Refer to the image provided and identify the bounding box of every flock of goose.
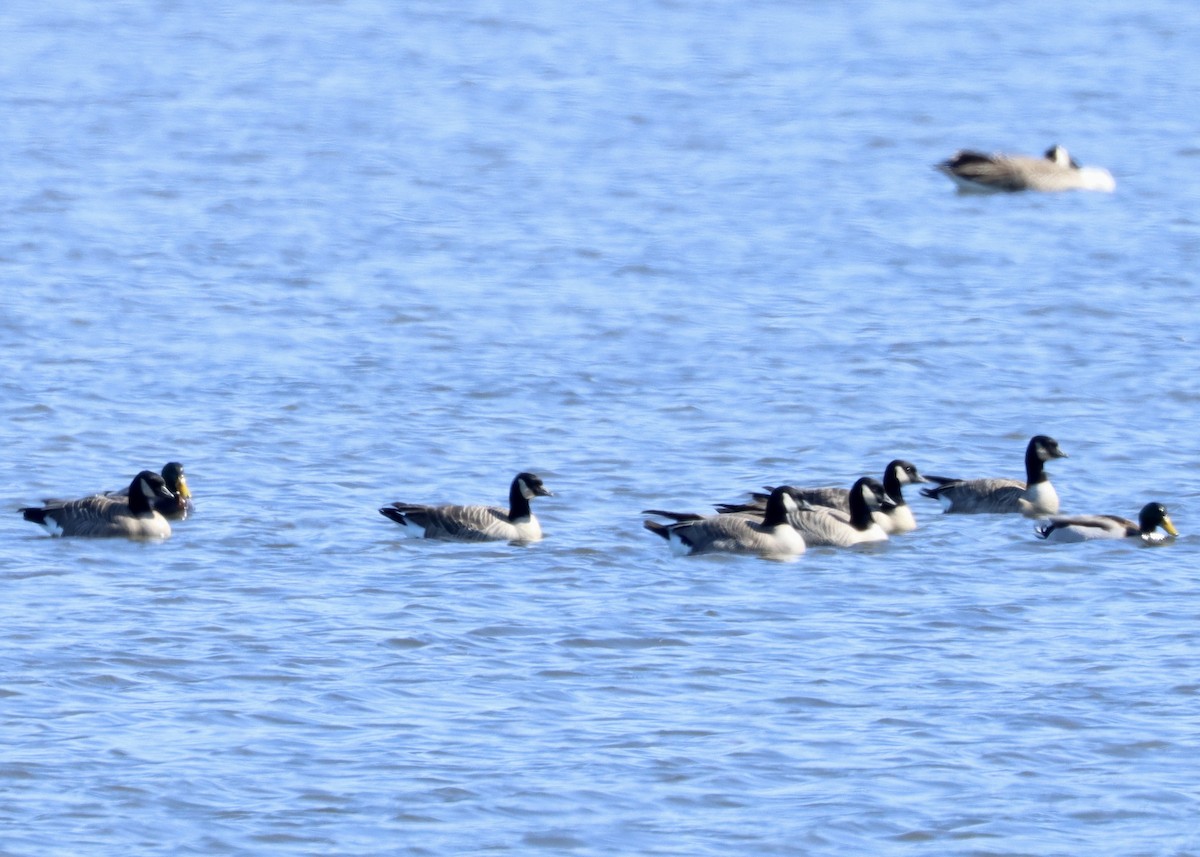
[16,144,1119,546]
[18,437,1178,558]
[638,435,1176,559]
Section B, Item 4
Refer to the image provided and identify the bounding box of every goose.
[871,460,928,534]
[920,435,1068,517]
[1035,502,1179,544]
[716,460,928,535]
[379,472,553,543]
[935,145,1115,193]
[714,477,890,547]
[105,461,194,520]
[20,470,176,539]
[643,485,807,558]
[787,476,890,547]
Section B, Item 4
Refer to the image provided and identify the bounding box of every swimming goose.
[1035,502,1179,543]
[714,477,890,547]
[872,460,928,533]
[935,145,1115,193]
[920,435,1068,517]
[106,461,194,520]
[717,460,928,535]
[20,471,176,539]
[379,472,553,543]
[643,485,807,558]
[787,476,890,547]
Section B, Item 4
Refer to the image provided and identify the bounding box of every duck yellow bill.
[1162,515,1179,537]
[176,477,193,499]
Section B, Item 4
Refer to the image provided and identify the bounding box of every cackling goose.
[718,460,928,535]
[21,471,176,539]
[920,435,1068,517]
[643,485,807,559]
[379,472,553,543]
[936,145,1115,193]
[787,476,890,547]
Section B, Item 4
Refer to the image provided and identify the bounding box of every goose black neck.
[847,480,876,530]
[761,489,791,528]
[1024,441,1049,484]
[508,479,533,520]
[881,464,908,506]
[127,476,155,518]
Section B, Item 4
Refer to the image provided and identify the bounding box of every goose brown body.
[936,145,1115,193]
[717,477,890,547]
[920,436,1068,517]
[21,471,176,539]
[379,472,552,543]
[643,486,807,558]
[718,460,927,535]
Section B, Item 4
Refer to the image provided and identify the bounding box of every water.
[3,0,1200,854]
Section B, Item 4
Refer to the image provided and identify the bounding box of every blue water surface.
[3,0,1200,854]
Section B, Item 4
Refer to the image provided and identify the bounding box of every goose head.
[515,472,553,500]
[129,471,175,515]
[1030,436,1068,462]
[1044,144,1080,168]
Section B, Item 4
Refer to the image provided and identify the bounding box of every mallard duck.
[379,472,553,543]
[643,485,807,558]
[920,435,1068,517]
[20,471,175,539]
[106,461,194,520]
[1035,502,1179,543]
[935,145,1115,193]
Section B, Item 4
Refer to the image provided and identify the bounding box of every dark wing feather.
[24,494,166,538]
